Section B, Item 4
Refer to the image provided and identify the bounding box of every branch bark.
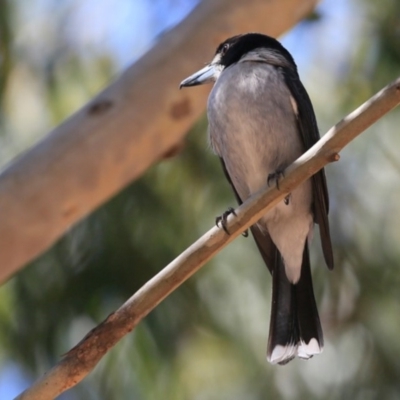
[0,0,318,284]
[15,78,400,400]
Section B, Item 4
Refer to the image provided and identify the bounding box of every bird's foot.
[267,169,285,190]
[216,207,236,234]
[215,207,248,237]
[284,194,291,205]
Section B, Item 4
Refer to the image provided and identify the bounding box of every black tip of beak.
[179,80,195,89]
[180,64,215,89]
[179,80,201,89]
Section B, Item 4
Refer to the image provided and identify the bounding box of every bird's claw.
[215,207,236,234]
[267,169,285,190]
[215,207,248,237]
[268,170,291,205]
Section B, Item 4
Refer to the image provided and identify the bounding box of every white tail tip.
[268,338,323,365]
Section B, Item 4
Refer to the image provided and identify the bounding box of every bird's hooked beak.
[179,63,217,89]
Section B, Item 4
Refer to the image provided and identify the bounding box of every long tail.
[266,242,323,365]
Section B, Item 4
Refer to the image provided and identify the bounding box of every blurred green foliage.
[1,0,400,399]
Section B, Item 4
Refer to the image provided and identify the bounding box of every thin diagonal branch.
[15,78,400,400]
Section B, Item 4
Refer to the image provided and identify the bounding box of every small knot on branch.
[330,153,340,162]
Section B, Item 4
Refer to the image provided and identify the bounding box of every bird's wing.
[282,68,334,270]
[219,157,276,274]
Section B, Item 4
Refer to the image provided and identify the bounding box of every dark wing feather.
[282,68,334,270]
[219,157,243,206]
[219,157,275,274]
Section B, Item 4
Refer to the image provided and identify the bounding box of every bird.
[180,33,333,365]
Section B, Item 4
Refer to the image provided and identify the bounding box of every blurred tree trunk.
[0,0,318,284]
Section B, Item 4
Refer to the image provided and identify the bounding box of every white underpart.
[269,338,323,364]
[262,210,313,284]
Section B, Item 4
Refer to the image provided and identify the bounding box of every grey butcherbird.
[180,33,333,365]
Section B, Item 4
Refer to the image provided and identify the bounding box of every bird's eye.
[221,44,229,56]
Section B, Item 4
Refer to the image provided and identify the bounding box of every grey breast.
[207,61,304,200]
